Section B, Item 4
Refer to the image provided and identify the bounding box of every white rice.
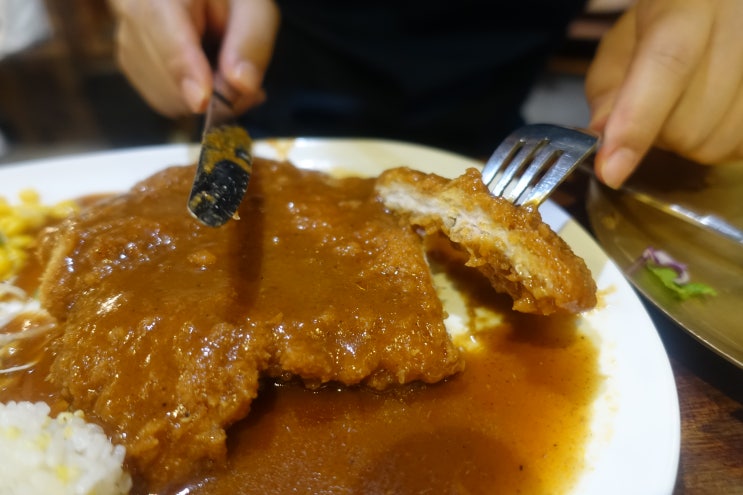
[0,401,132,495]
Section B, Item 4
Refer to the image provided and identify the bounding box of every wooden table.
[654,303,743,494]
[556,174,743,495]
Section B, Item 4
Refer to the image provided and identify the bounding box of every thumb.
[218,0,281,113]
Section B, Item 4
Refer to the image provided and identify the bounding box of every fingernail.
[231,61,261,93]
[599,147,637,189]
[588,105,610,134]
[588,114,608,134]
[181,78,207,113]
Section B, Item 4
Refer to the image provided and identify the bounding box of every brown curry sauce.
[186,309,599,495]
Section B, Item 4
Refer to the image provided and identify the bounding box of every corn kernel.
[18,189,40,205]
[0,190,79,280]
[0,249,12,280]
[8,235,34,249]
[50,200,79,219]
[0,217,25,237]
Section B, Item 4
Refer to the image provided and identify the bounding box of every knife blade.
[188,77,253,227]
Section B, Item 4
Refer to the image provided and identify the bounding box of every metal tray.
[587,150,743,368]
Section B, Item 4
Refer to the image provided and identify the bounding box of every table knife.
[188,77,253,227]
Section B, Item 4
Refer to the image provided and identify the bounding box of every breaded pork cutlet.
[375,167,596,315]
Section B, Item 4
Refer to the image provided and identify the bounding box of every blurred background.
[0,0,632,164]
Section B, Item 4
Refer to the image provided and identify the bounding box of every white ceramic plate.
[0,138,679,494]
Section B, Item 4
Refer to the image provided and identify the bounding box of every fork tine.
[482,124,599,208]
[483,137,549,197]
[506,146,561,204]
[517,133,598,207]
[481,133,522,185]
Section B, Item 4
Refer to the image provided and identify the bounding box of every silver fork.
[481,123,599,207]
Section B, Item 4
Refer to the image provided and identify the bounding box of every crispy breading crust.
[375,167,597,315]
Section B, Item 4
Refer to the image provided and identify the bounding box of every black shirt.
[242,0,588,156]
